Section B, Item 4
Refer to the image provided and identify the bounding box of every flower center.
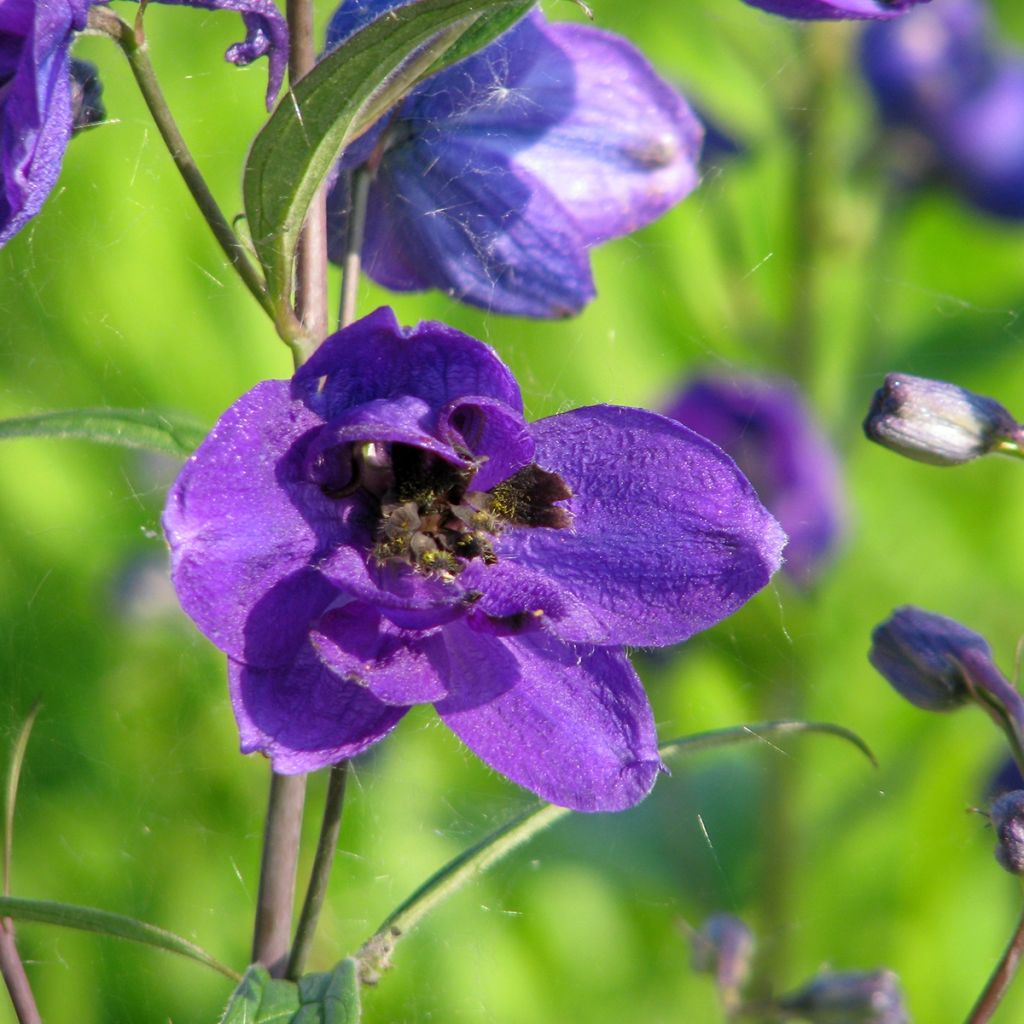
[333,442,572,580]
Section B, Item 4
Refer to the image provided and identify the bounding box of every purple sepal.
[325,6,703,317]
[437,623,663,812]
[666,376,845,586]
[144,0,289,108]
[744,0,928,19]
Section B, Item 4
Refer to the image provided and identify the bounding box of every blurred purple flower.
[664,376,844,587]
[0,0,287,248]
[163,308,785,811]
[743,0,929,20]
[776,969,909,1023]
[325,3,703,318]
[861,0,1024,218]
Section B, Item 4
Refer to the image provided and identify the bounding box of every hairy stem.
[252,771,307,977]
[338,166,373,330]
[87,6,276,323]
[965,902,1024,1024]
[286,763,349,980]
[288,0,329,350]
[0,923,39,1024]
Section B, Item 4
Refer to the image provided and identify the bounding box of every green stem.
[251,771,307,977]
[286,763,349,980]
[965,900,1024,1024]
[338,166,373,330]
[87,6,278,325]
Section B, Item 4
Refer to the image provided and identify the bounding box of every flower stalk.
[338,166,373,330]
[965,899,1024,1024]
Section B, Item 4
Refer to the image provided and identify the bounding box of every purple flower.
[162,308,785,811]
[861,0,1024,218]
[664,377,844,587]
[0,0,287,249]
[776,969,909,1024]
[325,3,703,318]
[742,0,929,20]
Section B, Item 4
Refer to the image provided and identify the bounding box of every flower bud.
[69,59,105,135]
[776,969,909,1024]
[689,913,755,1008]
[863,373,1022,466]
[991,790,1024,875]
[869,606,992,712]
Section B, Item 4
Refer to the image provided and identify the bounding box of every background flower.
[665,376,845,587]
[164,308,785,811]
[742,0,930,20]
[325,2,703,317]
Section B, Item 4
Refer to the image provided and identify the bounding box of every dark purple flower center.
[319,440,572,581]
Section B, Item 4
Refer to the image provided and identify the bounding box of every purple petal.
[665,377,845,586]
[294,307,524,421]
[497,405,786,647]
[743,0,928,18]
[436,623,662,811]
[145,0,289,107]
[437,396,535,491]
[310,602,449,704]
[360,139,595,317]
[229,641,406,773]
[509,19,703,245]
[163,380,357,663]
[0,0,88,248]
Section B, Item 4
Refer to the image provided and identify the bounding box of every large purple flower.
[163,309,785,811]
[325,2,703,318]
[742,0,929,20]
[665,377,844,587]
[861,0,1024,219]
[0,0,287,248]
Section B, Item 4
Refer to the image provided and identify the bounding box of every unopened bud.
[689,913,755,1009]
[869,606,991,712]
[863,373,1022,466]
[991,790,1024,875]
[776,969,909,1024]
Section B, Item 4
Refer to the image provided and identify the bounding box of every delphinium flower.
[324,1,704,318]
[665,376,844,587]
[742,0,930,20]
[863,373,1024,466]
[776,969,910,1024]
[163,308,786,811]
[0,0,288,248]
[861,0,1024,219]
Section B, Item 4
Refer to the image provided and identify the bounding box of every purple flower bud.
[665,376,843,587]
[776,969,910,1024]
[690,914,755,1009]
[325,3,704,318]
[868,606,991,712]
[863,373,1023,466]
[69,58,104,134]
[991,790,1024,875]
[743,0,929,21]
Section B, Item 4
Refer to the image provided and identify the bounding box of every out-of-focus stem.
[0,923,40,1024]
[338,166,373,330]
[288,0,329,346]
[286,763,349,980]
[252,771,307,977]
[965,901,1024,1024]
[87,6,278,325]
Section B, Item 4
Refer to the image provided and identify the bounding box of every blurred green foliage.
[2,0,1024,1020]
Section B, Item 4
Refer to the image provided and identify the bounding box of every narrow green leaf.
[243,0,531,302]
[420,0,533,77]
[221,961,361,1024]
[355,719,874,982]
[0,408,209,459]
[4,702,40,898]
[0,896,239,980]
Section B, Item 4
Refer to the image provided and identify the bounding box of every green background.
[3,0,1024,1019]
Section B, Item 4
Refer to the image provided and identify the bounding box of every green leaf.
[243,0,532,303]
[0,408,209,459]
[220,961,361,1024]
[0,896,239,980]
[355,719,874,982]
[420,1,533,77]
